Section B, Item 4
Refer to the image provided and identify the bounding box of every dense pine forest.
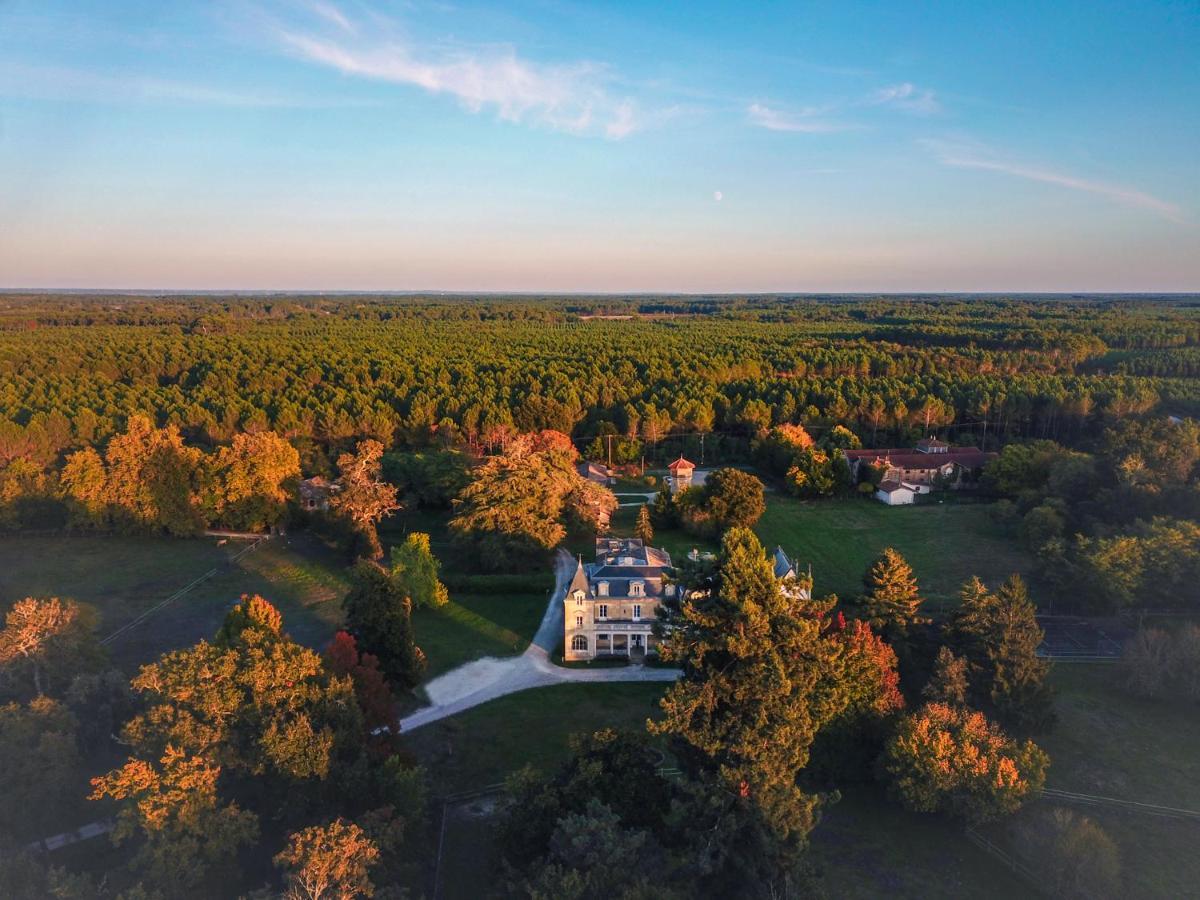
[3,294,1198,468]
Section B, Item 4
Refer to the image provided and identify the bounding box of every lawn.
[989,663,1200,898]
[410,681,1027,899]
[412,590,549,678]
[406,681,670,794]
[752,495,1034,611]
[0,532,350,671]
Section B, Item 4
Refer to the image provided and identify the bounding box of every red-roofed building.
[667,455,696,493]
[845,437,996,498]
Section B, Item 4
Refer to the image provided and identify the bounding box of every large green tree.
[650,528,842,887]
[861,548,926,636]
[342,561,427,689]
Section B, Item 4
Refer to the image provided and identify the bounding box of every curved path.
[398,549,680,733]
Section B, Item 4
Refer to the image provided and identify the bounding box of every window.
[571,635,588,651]
[597,582,609,596]
[576,615,583,627]
[598,604,609,620]
[633,604,642,620]
[574,591,584,604]
[630,581,644,597]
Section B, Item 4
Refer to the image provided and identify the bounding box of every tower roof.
[568,558,590,596]
[668,455,696,472]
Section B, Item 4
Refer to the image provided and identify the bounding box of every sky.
[0,0,1197,292]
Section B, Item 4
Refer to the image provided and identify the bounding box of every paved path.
[399,549,680,733]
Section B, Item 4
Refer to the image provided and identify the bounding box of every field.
[603,493,1035,611]
[753,496,1035,609]
[995,663,1200,898]
[0,533,349,671]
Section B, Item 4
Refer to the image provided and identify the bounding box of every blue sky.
[1,0,1197,291]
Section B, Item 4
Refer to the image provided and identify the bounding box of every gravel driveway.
[398,549,679,733]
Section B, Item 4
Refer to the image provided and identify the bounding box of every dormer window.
[630,581,644,597]
[597,582,609,597]
[574,590,585,604]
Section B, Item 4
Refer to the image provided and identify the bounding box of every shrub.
[1013,807,1121,899]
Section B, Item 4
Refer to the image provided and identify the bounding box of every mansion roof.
[844,446,995,470]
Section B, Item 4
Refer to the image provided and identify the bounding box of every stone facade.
[563,537,674,661]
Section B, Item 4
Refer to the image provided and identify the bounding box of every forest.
[1,293,1198,899]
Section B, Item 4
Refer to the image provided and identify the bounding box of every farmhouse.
[297,476,340,511]
[844,438,996,495]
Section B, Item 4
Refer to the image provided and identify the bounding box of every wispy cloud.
[746,102,853,133]
[871,82,939,114]
[273,3,642,138]
[922,139,1187,223]
[0,61,364,108]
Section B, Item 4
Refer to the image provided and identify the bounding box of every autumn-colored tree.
[634,504,654,544]
[342,561,426,689]
[208,431,300,531]
[948,575,1053,732]
[59,445,109,529]
[274,819,380,900]
[389,532,449,608]
[882,702,1048,823]
[651,528,840,882]
[0,697,82,839]
[0,597,102,697]
[214,593,284,646]
[101,415,206,535]
[861,548,925,636]
[923,646,970,706]
[90,746,259,891]
[675,468,765,536]
[325,631,399,736]
[450,442,614,570]
[330,440,401,559]
[114,598,362,783]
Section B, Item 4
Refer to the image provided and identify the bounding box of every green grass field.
[753,496,1033,609]
[0,532,350,671]
[1003,663,1200,898]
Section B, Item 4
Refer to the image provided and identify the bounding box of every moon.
[713,191,723,202]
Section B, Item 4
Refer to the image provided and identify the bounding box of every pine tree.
[651,527,839,884]
[862,547,925,635]
[947,575,1053,732]
[923,646,970,706]
[634,504,654,543]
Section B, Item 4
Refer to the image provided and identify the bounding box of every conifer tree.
[923,646,970,706]
[651,527,840,884]
[862,547,925,635]
[948,575,1053,732]
[634,504,654,544]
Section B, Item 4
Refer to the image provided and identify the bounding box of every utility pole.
[607,434,613,468]
[699,433,705,465]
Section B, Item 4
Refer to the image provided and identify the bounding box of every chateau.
[564,537,809,661]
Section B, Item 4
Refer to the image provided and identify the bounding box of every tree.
[650,528,840,883]
[1014,808,1121,900]
[330,440,401,559]
[883,702,1048,823]
[59,446,109,529]
[861,548,925,636]
[450,443,614,570]
[0,697,81,840]
[90,746,259,892]
[948,575,1053,732]
[325,631,399,737]
[634,504,654,544]
[342,561,426,689]
[208,431,300,531]
[100,416,206,536]
[922,647,970,706]
[0,597,102,698]
[702,468,765,529]
[389,532,449,609]
[274,819,381,900]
